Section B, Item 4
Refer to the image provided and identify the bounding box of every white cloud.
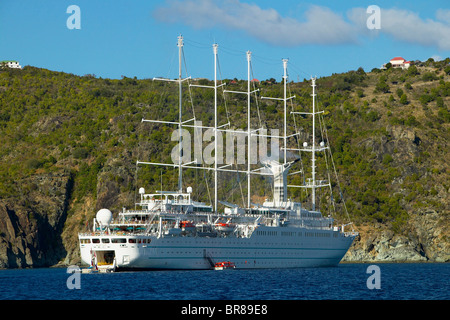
[381,8,450,51]
[154,1,450,51]
[349,7,450,51]
[436,9,450,23]
[154,0,357,46]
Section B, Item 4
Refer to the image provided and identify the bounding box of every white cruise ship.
[79,36,358,271]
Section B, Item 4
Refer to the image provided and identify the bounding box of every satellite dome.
[139,187,145,194]
[187,186,193,193]
[96,208,113,226]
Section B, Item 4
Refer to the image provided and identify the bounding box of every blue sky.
[1,0,449,81]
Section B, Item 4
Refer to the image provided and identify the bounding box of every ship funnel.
[262,159,299,204]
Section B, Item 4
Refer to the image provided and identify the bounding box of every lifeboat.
[180,220,196,232]
[215,222,235,232]
[214,261,236,270]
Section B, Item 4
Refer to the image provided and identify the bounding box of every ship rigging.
[79,35,357,271]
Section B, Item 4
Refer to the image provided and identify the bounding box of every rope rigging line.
[250,62,263,128]
[217,51,248,208]
[216,54,232,127]
[181,46,197,120]
[286,75,307,201]
[316,93,354,230]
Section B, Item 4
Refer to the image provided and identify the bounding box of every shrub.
[422,72,438,82]
[26,158,43,169]
[444,65,450,75]
[382,154,393,165]
[419,94,433,105]
[405,115,419,126]
[364,110,380,122]
[400,94,408,105]
[375,79,390,93]
[407,65,419,76]
[73,147,89,159]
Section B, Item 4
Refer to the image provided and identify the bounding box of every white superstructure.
[79,36,357,271]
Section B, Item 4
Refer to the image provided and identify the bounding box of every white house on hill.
[390,57,411,69]
[0,60,22,69]
[382,57,411,70]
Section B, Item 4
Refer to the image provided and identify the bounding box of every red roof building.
[385,57,411,69]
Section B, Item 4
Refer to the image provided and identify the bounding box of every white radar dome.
[139,187,145,194]
[96,208,113,226]
[187,186,193,193]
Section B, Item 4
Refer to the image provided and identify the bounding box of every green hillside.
[0,58,448,267]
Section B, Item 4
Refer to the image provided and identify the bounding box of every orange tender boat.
[214,261,236,270]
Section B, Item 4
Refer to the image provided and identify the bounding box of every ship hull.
[79,226,356,270]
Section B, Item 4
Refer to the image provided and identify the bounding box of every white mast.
[247,51,252,209]
[262,59,294,164]
[261,59,295,203]
[282,59,288,165]
[290,76,331,211]
[311,77,317,210]
[177,35,183,192]
[224,50,259,209]
[141,35,192,193]
[213,43,218,213]
[140,39,279,210]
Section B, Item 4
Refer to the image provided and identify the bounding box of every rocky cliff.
[0,171,72,268]
[344,209,449,262]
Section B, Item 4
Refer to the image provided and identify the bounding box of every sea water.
[0,263,448,300]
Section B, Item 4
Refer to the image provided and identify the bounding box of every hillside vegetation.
[0,58,448,267]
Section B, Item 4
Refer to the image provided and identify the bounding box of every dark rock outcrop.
[0,172,72,268]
